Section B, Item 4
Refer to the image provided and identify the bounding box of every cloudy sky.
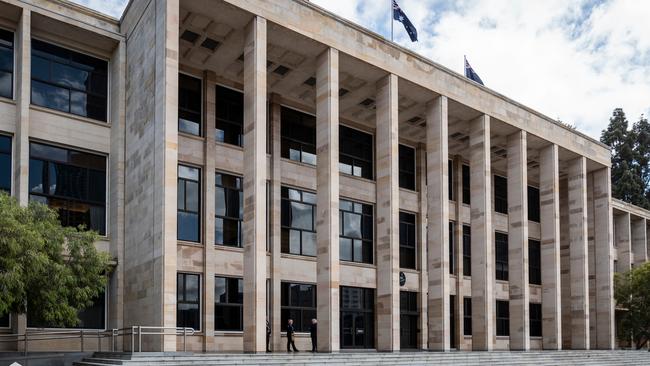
[72,0,650,140]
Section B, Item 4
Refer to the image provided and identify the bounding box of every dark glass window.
[494,175,508,214]
[400,291,418,349]
[399,211,417,269]
[216,85,243,146]
[462,164,470,205]
[177,273,200,330]
[340,286,375,349]
[281,107,316,165]
[339,199,373,264]
[0,135,11,192]
[462,225,471,276]
[28,142,106,234]
[449,221,455,275]
[215,276,243,331]
[529,239,541,285]
[0,313,8,328]
[530,302,542,337]
[178,165,200,242]
[178,73,201,136]
[281,187,316,256]
[399,144,415,190]
[340,125,373,179]
[215,173,242,247]
[463,297,472,336]
[28,291,105,329]
[448,160,454,201]
[0,29,13,99]
[31,39,107,121]
[281,282,316,332]
[450,295,456,348]
[528,186,540,223]
[496,300,509,336]
[495,232,508,281]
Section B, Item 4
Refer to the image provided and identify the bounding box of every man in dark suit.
[310,318,318,352]
[266,319,271,352]
[286,319,299,352]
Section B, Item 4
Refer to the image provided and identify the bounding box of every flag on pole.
[464,56,484,85]
[392,0,418,42]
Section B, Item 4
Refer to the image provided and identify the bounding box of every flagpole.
[390,0,393,41]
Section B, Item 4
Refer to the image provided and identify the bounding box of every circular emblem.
[399,271,406,286]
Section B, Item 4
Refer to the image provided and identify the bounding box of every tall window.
[0,313,8,328]
[215,173,242,247]
[496,300,509,336]
[215,276,243,331]
[399,144,415,190]
[0,29,13,99]
[177,165,200,242]
[494,175,508,214]
[449,221,455,275]
[448,160,454,200]
[529,239,541,285]
[0,135,11,192]
[462,225,471,276]
[281,107,316,165]
[31,39,107,121]
[495,232,508,281]
[528,186,540,222]
[530,302,542,337]
[215,85,243,146]
[29,142,106,234]
[177,273,200,330]
[340,126,373,179]
[462,164,470,205]
[450,295,456,348]
[399,211,417,269]
[399,291,419,349]
[339,199,373,264]
[281,187,316,256]
[178,73,202,136]
[463,297,472,336]
[281,282,316,332]
[28,291,106,329]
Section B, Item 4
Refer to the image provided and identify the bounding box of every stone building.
[0,0,649,353]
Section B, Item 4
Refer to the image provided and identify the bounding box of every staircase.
[74,350,650,366]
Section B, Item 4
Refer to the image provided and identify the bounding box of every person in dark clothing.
[286,319,299,352]
[266,319,271,352]
[310,318,318,352]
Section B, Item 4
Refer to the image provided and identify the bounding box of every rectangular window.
[0,29,13,99]
[399,211,417,269]
[528,186,540,222]
[494,175,508,214]
[281,187,316,256]
[400,291,419,349]
[28,142,106,235]
[449,221,455,275]
[215,276,243,331]
[178,73,202,136]
[215,173,242,247]
[529,239,541,285]
[177,273,200,330]
[496,300,509,336]
[281,282,316,332]
[339,199,373,264]
[340,125,373,179]
[462,164,470,205]
[399,144,415,190]
[462,225,471,276]
[530,302,542,337]
[495,232,509,281]
[0,135,11,192]
[448,159,454,201]
[0,313,8,328]
[215,85,243,146]
[450,294,456,348]
[281,107,316,165]
[178,165,200,242]
[31,39,107,121]
[463,297,472,336]
[28,290,106,329]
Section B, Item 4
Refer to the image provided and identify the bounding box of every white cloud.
[70,0,127,19]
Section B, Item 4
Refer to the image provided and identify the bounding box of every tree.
[632,115,650,204]
[615,262,650,349]
[0,192,112,327]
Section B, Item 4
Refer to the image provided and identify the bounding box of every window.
[496,300,509,336]
[400,291,419,349]
[29,142,106,234]
[28,291,105,329]
[529,239,541,285]
[462,225,471,276]
[0,313,8,328]
[216,85,243,146]
[530,302,542,337]
[0,29,13,99]
[178,73,202,136]
[215,276,243,331]
[528,186,540,222]
[399,144,415,190]
[463,297,472,336]
[495,232,508,281]
[281,187,316,256]
[340,199,373,264]
[340,125,373,179]
[31,39,107,121]
[281,282,316,332]
[494,175,508,214]
[177,165,200,242]
[462,164,470,205]
[0,135,11,192]
[281,107,316,165]
[215,173,242,247]
[399,211,417,269]
[449,221,455,275]
[448,160,454,201]
[450,295,456,348]
[177,273,200,330]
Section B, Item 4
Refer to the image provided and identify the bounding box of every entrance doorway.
[340,286,375,349]
[400,291,419,349]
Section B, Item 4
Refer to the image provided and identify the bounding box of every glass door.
[340,286,375,349]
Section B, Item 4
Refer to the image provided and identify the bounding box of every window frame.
[463,297,472,336]
[528,185,540,223]
[215,83,244,146]
[177,164,201,243]
[462,225,471,277]
[399,211,417,270]
[339,124,374,180]
[0,134,12,193]
[449,221,455,275]
[280,106,317,166]
[0,27,15,100]
[495,231,509,281]
[462,164,470,205]
[177,272,201,331]
[528,239,541,285]
[214,172,243,247]
[448,159,454,201]
[214,275,243,332]
[26,287,108,330]
[281,281,317,333]
[529,302,542,337]
[178,72,203,137]
[398,144,416,191]
[494,174,508,214]
[339,198,374,264]
[281,186,317,257]
[496,300,510,337]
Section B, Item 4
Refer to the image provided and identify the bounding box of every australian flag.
[393,0,418,42]
[464,56,484,85]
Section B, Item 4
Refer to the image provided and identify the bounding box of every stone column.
[507,130,530,350]
[242,16,267,353]
[416,144,429,350]
[269,96,283,351]
[469,114,494,351]
[632,218,648,266]
[539,144,562,350]
[426,95,450,351]
[316,47,340,353]
[376,74,400,352]
[615,213,632,272]
[568,157,589,350]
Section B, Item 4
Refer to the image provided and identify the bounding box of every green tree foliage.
[0,192,112,327]
[615,262,650,349]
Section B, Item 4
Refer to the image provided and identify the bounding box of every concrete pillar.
[316,47,340,353]
[615,213,632,272]
[568,157,589,349]
[469,114,494,351]
[507,130,530,350]
[242,16,267,353]
[269,96,283,351]
[539,144,562,350]
[416,144,429,350]
[376,73,400,351]
[426,95,450,351]
[633,219,648,265]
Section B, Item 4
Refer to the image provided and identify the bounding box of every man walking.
[310,318,318,352]
[286,319,299,352]
[266,319,271,352]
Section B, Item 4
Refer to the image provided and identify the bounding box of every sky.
[71,0,650,140]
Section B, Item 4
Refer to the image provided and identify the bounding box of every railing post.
[81,329,85,352]
[131,326,134,353]
[138,326,142,352]
[98,331,101,352]
[112,329,115,352]
[183,328,187,352]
